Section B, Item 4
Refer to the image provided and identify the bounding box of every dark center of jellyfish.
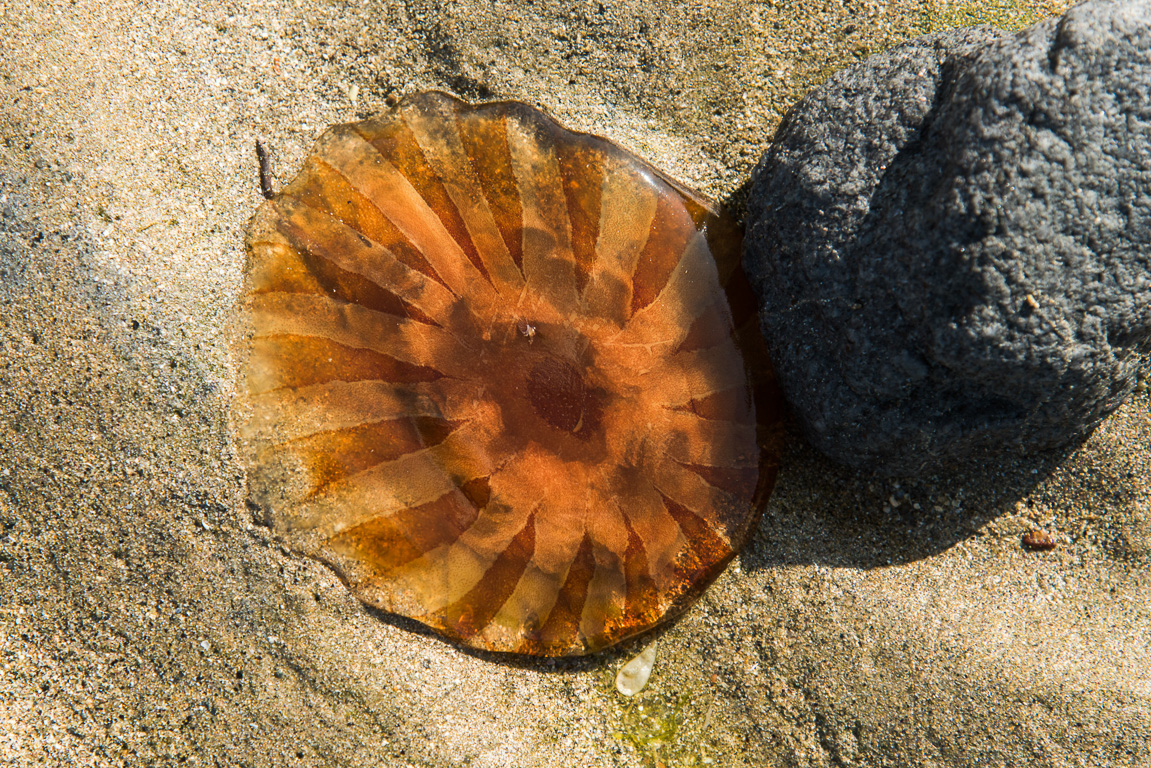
[479,320,609,459]
[527,356,586,433]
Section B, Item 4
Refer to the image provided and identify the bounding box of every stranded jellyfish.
[236,92,783,656]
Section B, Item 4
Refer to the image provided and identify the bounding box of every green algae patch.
[614,691,721,767]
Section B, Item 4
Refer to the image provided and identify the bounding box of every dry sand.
[2,0,1148,766]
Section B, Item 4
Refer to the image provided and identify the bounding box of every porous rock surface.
[745,0,1151,475]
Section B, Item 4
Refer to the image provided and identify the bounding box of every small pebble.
[1022,529,1057,551]
[615,641,657,696]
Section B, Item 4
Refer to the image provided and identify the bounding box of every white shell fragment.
[615,642,657,696]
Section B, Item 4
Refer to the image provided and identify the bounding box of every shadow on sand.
[739,414,1081,573]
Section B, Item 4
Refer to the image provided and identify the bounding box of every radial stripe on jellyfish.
[236,91,783,656]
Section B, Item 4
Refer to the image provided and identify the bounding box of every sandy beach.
[2,0,1148,765]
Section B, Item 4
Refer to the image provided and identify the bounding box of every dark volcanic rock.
[744,0,1151,476]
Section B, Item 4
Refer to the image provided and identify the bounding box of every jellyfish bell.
[236,91,783,656]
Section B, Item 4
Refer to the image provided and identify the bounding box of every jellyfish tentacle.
[505,115,580,317]
[577,521,629,651]
[285,420,495,536]
[626,189,701,318]
[400,97,527,299]
[243,378,481,445]
[315,127,501,312]
[651,408,758,469]
[659,493,735,584]
[246,293,475,378]
[583,162,660,328]
[395,504,536,623]
[326,488,481,580]
[653,461,742,546]
[268,195,462,324]
[614,231,733,352]
[618,513,664,632]
[632,343,746,404]
[533,532,596,651]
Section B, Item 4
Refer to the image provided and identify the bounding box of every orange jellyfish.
[236,92,783,655]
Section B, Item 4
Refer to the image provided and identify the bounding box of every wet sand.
[3,1,1147,766]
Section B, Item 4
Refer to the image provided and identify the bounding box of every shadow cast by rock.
[719,177,753,227]
[740,415,1080,572]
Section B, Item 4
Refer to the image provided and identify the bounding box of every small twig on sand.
[256,140,275,200]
